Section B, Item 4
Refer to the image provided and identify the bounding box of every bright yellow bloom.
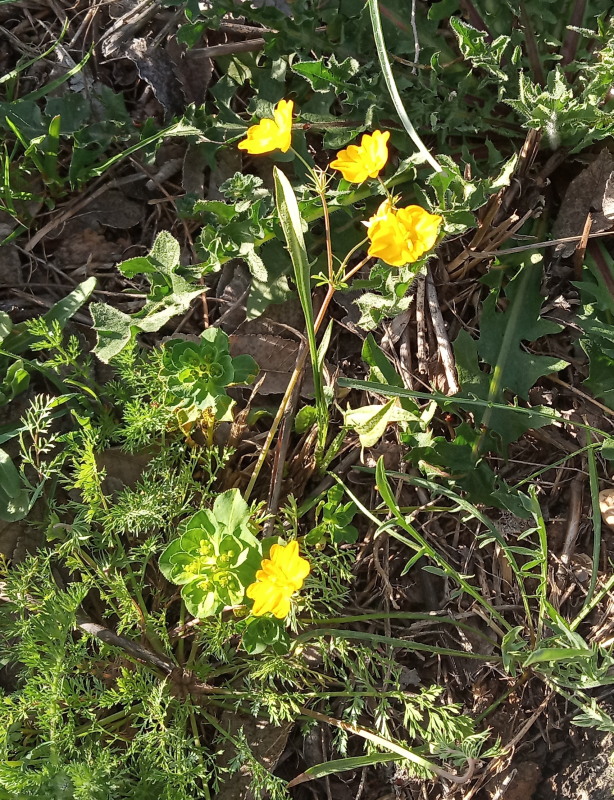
[365,200,442,267]
[329,130,390,183]
[246,541,310,619]
[238,99,294,155]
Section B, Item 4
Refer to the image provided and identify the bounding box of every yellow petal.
[238,99,294,155]
[396,205,442,260]
[330,130,390,183]
[367,211,411,266]
[273,99,294,152]
[270,594,292,619]
[247,540,309,619]
[247,581,282,616]
[271,541,310,587]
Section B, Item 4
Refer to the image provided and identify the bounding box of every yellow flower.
[329,130,390,183]
[246,541,310,619]
[238,99,294,155]
[365,200,442,267]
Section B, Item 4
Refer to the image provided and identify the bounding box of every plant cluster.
[1,0,614,797]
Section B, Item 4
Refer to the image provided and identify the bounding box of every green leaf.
[273,166,326,447]
[295,405,317,433]
[601,439,614,461]
[477,257,567,400]
[450,16,510,82]
[0,446,22,499]
[453,328,557,451]
[0,100,45,138]
[192,200,238,223]
[212,489,251,536]
[344,400,416,448]
[230,354,259,386]
[523,647,593,668]
[244,242,293,321]
[90,303,135,363]
[182,580,220,618]
[149,231,182,274]
[92,234,203,361]
[362,333,403,388]
[0,359,30,404]
[288,753,400,787]
[292,55,360,93]
[0,312,12,344]
[242,616,289,655]
[0,447,29,521]
[4,277,96,355]
[116,257,157,278]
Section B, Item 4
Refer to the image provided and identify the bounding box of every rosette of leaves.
[161,328,258,420]
[241,616,289,655]
[159,489,262,618]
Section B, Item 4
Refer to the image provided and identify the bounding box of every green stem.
[584,431,602,606]
[298,611,499,645]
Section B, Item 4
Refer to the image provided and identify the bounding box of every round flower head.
[238,99,294,155]
[330,130,390,183]
[366,201,442,267]
[246,540,310,619]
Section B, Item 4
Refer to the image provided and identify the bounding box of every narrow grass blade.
[43,115,61,186]
[294,627,500,661]
[374,457,511,632]
[0,19,69,86]
[273,166,327,449]
[4,277,96,354]
[523,647,593,668]
[337,376,607,437]
[22,49,91,102]
[288,752,400,787]
[88,120,204,179]
[367,0,440,173]
[585,433,602,605]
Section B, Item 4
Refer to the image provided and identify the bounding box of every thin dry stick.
[264,376,303,532]
[415,274,428,373]
[560,472,584,566]
[245,343,308,501]
[461,692,553,800]
[0,581,181,675]
[479,228,614,257]
[445,193,503,274]
[425,269,459,394]
[76,614,177,674]
[193,27,326,58]
[304,446,361,502]
[372,531,399,610]
[450,208,535,280]
[573,211,593,280]
[192,39,266,57]
[547,374,614,418]
[398,322,414,389]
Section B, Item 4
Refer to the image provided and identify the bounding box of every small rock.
[599,488,614,531]
[485,761,542,800]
